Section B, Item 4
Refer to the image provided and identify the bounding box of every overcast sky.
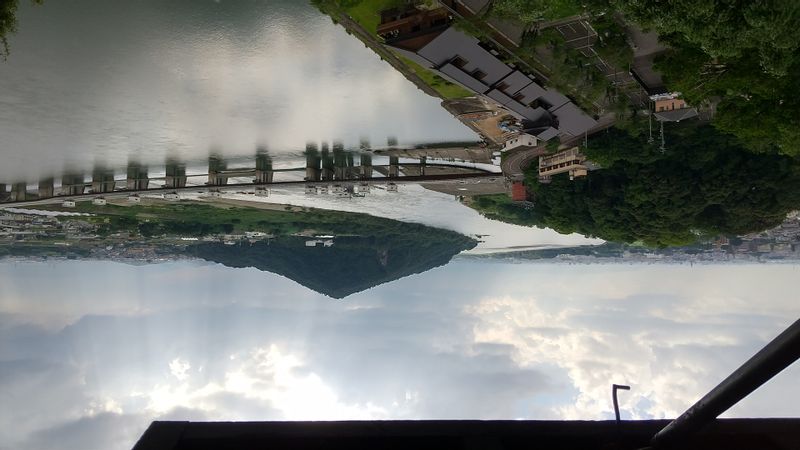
[1,259,798,450]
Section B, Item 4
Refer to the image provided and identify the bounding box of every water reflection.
[1,261,798,450]
[0,0,475,181]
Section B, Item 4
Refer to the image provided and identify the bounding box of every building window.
[451,56,467,68]
[472,69,487,80]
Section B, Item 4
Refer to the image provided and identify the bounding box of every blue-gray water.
[0,0,475,181]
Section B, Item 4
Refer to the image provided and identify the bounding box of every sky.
[1,259,798,450]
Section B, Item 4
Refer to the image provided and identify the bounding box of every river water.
[0,0,474,182]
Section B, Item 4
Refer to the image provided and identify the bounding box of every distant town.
[474,213,800,264]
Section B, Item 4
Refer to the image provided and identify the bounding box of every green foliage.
[490,0,581,23]
[0,0,41,60]
[473,124,800,247]
[613,0,800,77]
[471,195,537,226]
[614,1,800,156]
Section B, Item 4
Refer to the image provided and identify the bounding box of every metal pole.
[612,384,630,422]
[651,318,800,448]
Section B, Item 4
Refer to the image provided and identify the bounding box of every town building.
[537,147,589,183]
[62,200,76,208]
[378,6,597,141]
[502,133,538,152]
[127,195,141,203]
[92,198,107,206]
[651,93,698,122]
[164,192,180,201]
[510,181,527,201]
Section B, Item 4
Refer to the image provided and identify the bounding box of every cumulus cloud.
[0,260,799,450]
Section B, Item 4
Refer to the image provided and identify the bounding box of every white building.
[62,200,76,208]
[386,183,398,192]
[255,187,270,197]
[305,185,317,195]
[502,133,538,152]
[165,192,180,201]
[92,198,107,206]
[127,195,141,203]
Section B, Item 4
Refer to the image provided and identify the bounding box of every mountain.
[186,231,476,299]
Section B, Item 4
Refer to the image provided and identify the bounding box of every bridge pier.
[389,156,400,178]
[419,156,427,176]
[165,161,187,188]
[321,147,334,181]
[304,143,321,181]
[208,156,228,186]
[255,153,273,183]
[0,183,7,201]
[92,168,116,193]
[11,182,27,202]
[333,142,348,180]
[360,154,373,178]
[61,174,86,196]
[127,163,149,190]
[38,178,55,199]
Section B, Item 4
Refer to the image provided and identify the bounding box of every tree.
[473,124,800,247]
[0,0,41,60]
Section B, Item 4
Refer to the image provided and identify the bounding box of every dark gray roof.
[536,127,560,141]
[504,102,548,122]
[496,70,533,95]
[540,89,570,110]
[417,27,511,85]
[654,108,699,122]
[486,88,514,107]
[515,82,547,105]
[551,103,597,136]
[439,62,490,93]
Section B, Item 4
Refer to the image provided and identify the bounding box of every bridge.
[0,150,501,207]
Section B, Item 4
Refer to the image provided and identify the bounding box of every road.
[500,114,617,177]
[501,146,548,178]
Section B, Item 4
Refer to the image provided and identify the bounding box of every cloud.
[1,260,799,450]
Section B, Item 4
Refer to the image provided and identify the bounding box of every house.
[386,183,399,192]
[255,187,270,197]
[127,195,141,203]
[305,185,317,195]
[164,192,180,201]
[62,200,76,208]
[651,93,699,122]
[538,147,590,183]
[92,198,107,206]
[379,7,596,140]
[503,133,538,152]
